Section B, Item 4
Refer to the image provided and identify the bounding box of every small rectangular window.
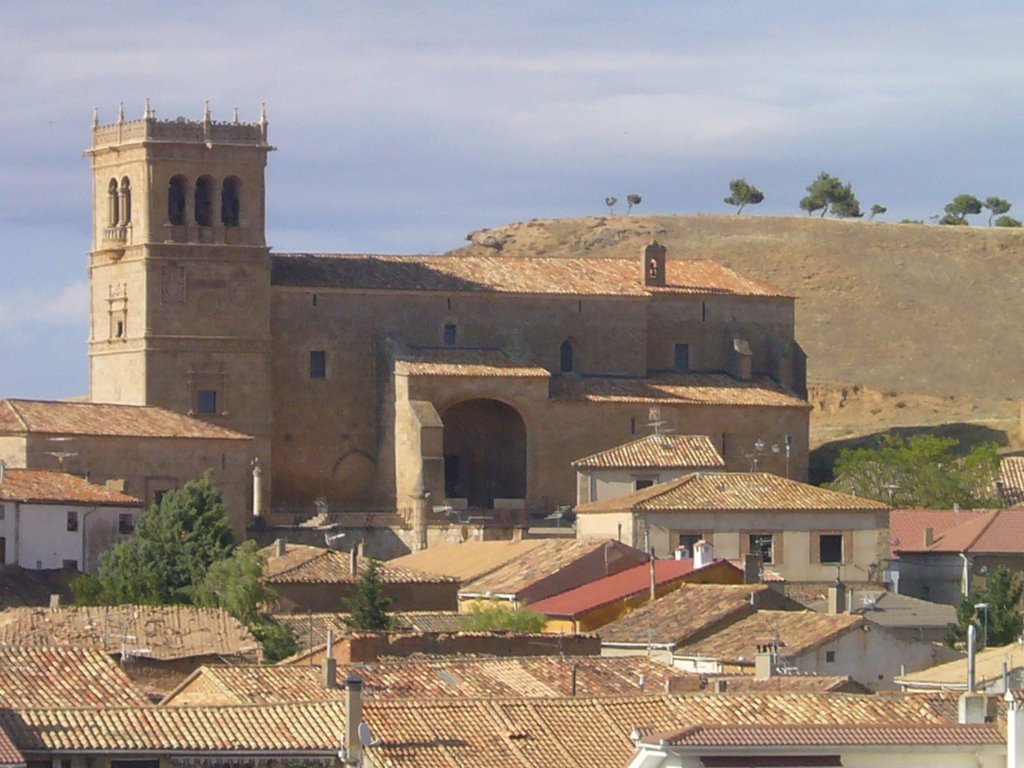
[634,478,655,491]
[309,350,326,379]
[749,533,774,564]
[443,323,457,346]
[825,650,836,663]
[0,504,5,521]
[674,343,690,372]
[62,559,78,571]
[197,390,217,415]
[819,534,844,564]
[66,511,79,532]
[119,513,135,535]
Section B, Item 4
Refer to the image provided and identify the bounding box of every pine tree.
[344,558,395,631]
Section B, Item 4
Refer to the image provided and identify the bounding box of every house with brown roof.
[262,540,459,612]
[576,471,890,583]
[571,433,725,506]
[0,463,142,573]
[0,646,148,708]
[891,507,1024,604]
[0,398,259,536]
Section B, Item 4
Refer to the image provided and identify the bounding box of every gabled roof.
[529,558,741,618]
[901,508,1024,554]
[1000,456,1024,506]
[271,253,791,298]
[394,348,550,378]
[552,373,810,408]
[704,674,871,694]
[677,610,865,664]
[261,543,455,585]
[571,434,725,469]
[896,642,1024,689]
[576,472,889,514]
[0,468,141,506]
[599,583,801,648]
[388,539,556,582]
[889,508,990,553]
[0,399,252,440]
[460,539,646,599]
[804,590,956,630]
[273,611,465,647]
[0,605,260,661]
[0,726,23,768]
[0,646,147,708]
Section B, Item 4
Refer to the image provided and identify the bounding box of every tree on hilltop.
[626,193,642,214]
[983,197,1012,226]
[996,215,1023,227]
[869,204,887,221]
[799,172,862,218]
[724,178,765,215]
[604,196,618,214]
[940,194,983,225]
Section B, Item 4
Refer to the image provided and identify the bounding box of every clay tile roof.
[0,605,260,661]
[530,559,741,618]
[395,348,550,378]
[896,642,1024,689]
[0,399,252,440]
[889,508,991,553]
[0,726,23,768]
[572,434,725,469]
[388,539,563,583]
[552,373,810,408]
[460,539,645,599]
[0,468,141,506]
[0,701,346,754]
[913,507,1024,554]
[271,253,791,298]
[163,656,696,705]
[704,674,869,694]
[260,543,456,585]
[1000,456,1024,506]
[599,583,801,648]
[654,722,1002,747]
[576,472,888,514]
[678,610,865,663]
[0,646,147,708]
[273,611,466,647]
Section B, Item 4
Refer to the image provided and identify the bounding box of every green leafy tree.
[995,215,1022,228]
[344,558,395,631]
[945,566,1024,649]
[941,194,983,225]
[724,178,765,214]
[626,193,642,214]
[983,197,1012,226]
[827,434,999,509]
[799,172,862,218]
[604,196,617,214]
[869,204,887,221]
[460,600,547,632]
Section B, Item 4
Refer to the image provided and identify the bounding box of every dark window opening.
[310,350,327,379]
[115,319,125,339]
[444,454,461,498]
[825,650,836,663]
[62,559,78,571]
[154,490,168,506]
[634,479,655,491]
[66,511,79,532]
[674,343,690,372]
[119,513,135,535]
[443,323,457,346]
[221,176,241,226]
[197,389,218,415]
[0,537,6,566]
[312,293,318,306]
[168,175,187,225]
[750,534,774,564]
[702,301,707,322]
[560,340,574,373]
[195,176,214,226]
[630,417,636,434]
[119,177,132,224]
[108,178,120,226]
[820,534,843,564]
[677,533,702,556]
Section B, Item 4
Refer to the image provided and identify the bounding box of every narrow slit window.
[560,340,574,373]
[310,350,327,379]
[443,323,457,346]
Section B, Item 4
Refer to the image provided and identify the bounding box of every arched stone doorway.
[442,399,526,508]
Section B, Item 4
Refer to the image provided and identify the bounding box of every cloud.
[0,281,89,334]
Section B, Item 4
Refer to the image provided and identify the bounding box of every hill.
[451,215,1024,453]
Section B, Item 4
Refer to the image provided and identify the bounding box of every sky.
[1,2,1022,399]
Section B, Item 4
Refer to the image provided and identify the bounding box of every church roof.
[0,399,252,440]
[394,348,550,378]
[551,373,810,408]
[572,433,725,469]
[271,253,791,297]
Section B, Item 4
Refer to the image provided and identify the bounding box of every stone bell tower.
[86,101,274,441]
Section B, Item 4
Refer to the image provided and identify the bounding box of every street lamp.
[975,602,990,649]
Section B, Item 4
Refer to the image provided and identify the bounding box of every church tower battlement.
[86,101,274,444]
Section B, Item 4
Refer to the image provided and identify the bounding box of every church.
[7,104,812,534]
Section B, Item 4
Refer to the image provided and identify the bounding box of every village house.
[0,645,148,708]
[575,470,890,582]
[804,587,956,643]
[0,462,142,573]
[896,642,1024,693]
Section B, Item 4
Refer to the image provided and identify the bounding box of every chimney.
[674,545,688,560]
[712,678,728,693]
[321,630,337,689]
[252,457,263,519]
[344,675,364,765]
[49,594,61,610]
[275,538,286,557]
[827,580,848,615]
[642,242,667,287]
[923,527,934,547]
[743,553,762,584]
[958,625,987,724]
[754,647,775,681]
[693,539,714,569]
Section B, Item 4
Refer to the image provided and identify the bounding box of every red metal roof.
[530,558,739,618]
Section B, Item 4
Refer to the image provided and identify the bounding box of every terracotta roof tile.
[678,610,865,664]
[896,642,1024,689]
[0,726,23,768]
[0,399,252,440]
[704,674,869,694]
[461,539,646,600]
[388,540,554,582]
[889,508,990,553]
[274,611,465,647]
[395,348,550,377]
[0,646,147,708]
[530,559,741,618]
[1000,456,1024,506]
[0,605,260,661]
[655,722,1002,747]
[576,472,889,514]
[897,508,1024,554]
[572,434,725,469]
[272,253,790,298]
[552,373,810,408]
[0,468,141,506]
[261,543,457,585]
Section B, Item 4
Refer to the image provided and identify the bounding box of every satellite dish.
[358,721,375,747]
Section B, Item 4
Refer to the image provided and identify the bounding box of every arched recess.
[560,339,575,373]
[107,178,119,226]
[119,177,132,224]
[221,176,241,226]
[195,175,214,226]
[442,398,526,508]
[168,175,188,225]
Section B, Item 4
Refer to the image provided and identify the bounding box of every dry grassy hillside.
[450,215,1024,451]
